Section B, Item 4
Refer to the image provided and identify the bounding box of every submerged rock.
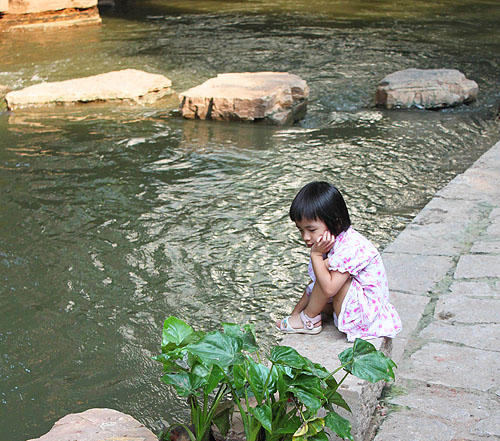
[27,408,157,441]
[375,68,478,109]
[5,69,172,110]
[179,72,309,125]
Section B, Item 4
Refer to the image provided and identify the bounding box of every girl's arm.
[310,231,350,298]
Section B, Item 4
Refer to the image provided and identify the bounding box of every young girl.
[276,181,402,342]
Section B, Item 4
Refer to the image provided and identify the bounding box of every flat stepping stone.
[27,408,157,441]
[375,68,478,109]
[5,69,172,110]
[179,72,309,125]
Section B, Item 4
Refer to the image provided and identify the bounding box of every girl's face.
[295,218,330,248]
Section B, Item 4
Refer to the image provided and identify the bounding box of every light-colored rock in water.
[179,72,309,125]
[6,69,172,110]
[27,408,157,441]
[0,0,101,30]
[375,68,478,109]
[8,0,96,14]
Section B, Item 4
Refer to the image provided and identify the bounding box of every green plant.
[155,317,396,441]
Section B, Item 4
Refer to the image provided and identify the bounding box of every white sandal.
[276,311,323,335]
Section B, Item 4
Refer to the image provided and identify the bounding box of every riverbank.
[28,138,500,441]
[372,138,500,440]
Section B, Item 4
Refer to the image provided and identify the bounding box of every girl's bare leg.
[287,277,351,329]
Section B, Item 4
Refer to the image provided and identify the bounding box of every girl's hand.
[311,230,335,256]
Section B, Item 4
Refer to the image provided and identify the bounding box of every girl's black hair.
[289,181,351,236]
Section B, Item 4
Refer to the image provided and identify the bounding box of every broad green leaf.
[308,431,329,441]
[325,390,351,413]
[206,365,226,394]
[247,357,276,402]
[293,418,325,441]
[191,363,226,394]
[291,374,324,397]
[272,412,301,434]
[290,385,322,413]
[275,365,289,398]
[162,317,195,348]
[250,403,272,433]
[153,353,185,373]
[338,339,396,383]
[160,372,205,397]
[306,417,325,435]
[213,402,232,436]
[233,363,247,392]
[222,322,258,352]
[186,331,243,369]
[270,346,308,369]
[302,359,331,379]
[324,411,353,441]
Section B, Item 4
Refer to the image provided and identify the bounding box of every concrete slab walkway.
[376,139,500,441]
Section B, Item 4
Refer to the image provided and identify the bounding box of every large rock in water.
[27,408,157,441]
[179,72,309,125]
[5,69,172,110]
[375,68,478,109]
[0,0,101,30]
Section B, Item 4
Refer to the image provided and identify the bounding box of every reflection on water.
[1,1,500,440]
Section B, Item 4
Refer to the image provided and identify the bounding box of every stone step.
[5,69,172,110]
[179,72,309,125]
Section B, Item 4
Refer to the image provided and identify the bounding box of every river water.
[1,0,499,439]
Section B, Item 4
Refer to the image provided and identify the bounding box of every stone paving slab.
[471,239,500,253]
[373,412,457,441]
[455,255,500,278]
[449,280,500,298]
[436,168,500,205]
[383,198,485,256]
[419,322,500,351]
[383,253,454,295]
[433,295,499,323]
[387,291,429,340]
[389,379,498,422]
[401,342,499,392]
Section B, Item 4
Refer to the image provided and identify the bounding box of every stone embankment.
[375,68,478,109]
[179,72,309,125]
[5,69,173,110]
[0,0,101,30]
[371,139,500,441]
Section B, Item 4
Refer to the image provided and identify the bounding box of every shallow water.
[0,1,499,439]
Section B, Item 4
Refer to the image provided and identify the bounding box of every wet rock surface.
[375,68,478,109]
[5,69,172,110]
[179,72,309,125]
[0,0,101,30]
[27,408,158,441]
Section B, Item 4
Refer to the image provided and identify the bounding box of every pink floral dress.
[306,227,402,342]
